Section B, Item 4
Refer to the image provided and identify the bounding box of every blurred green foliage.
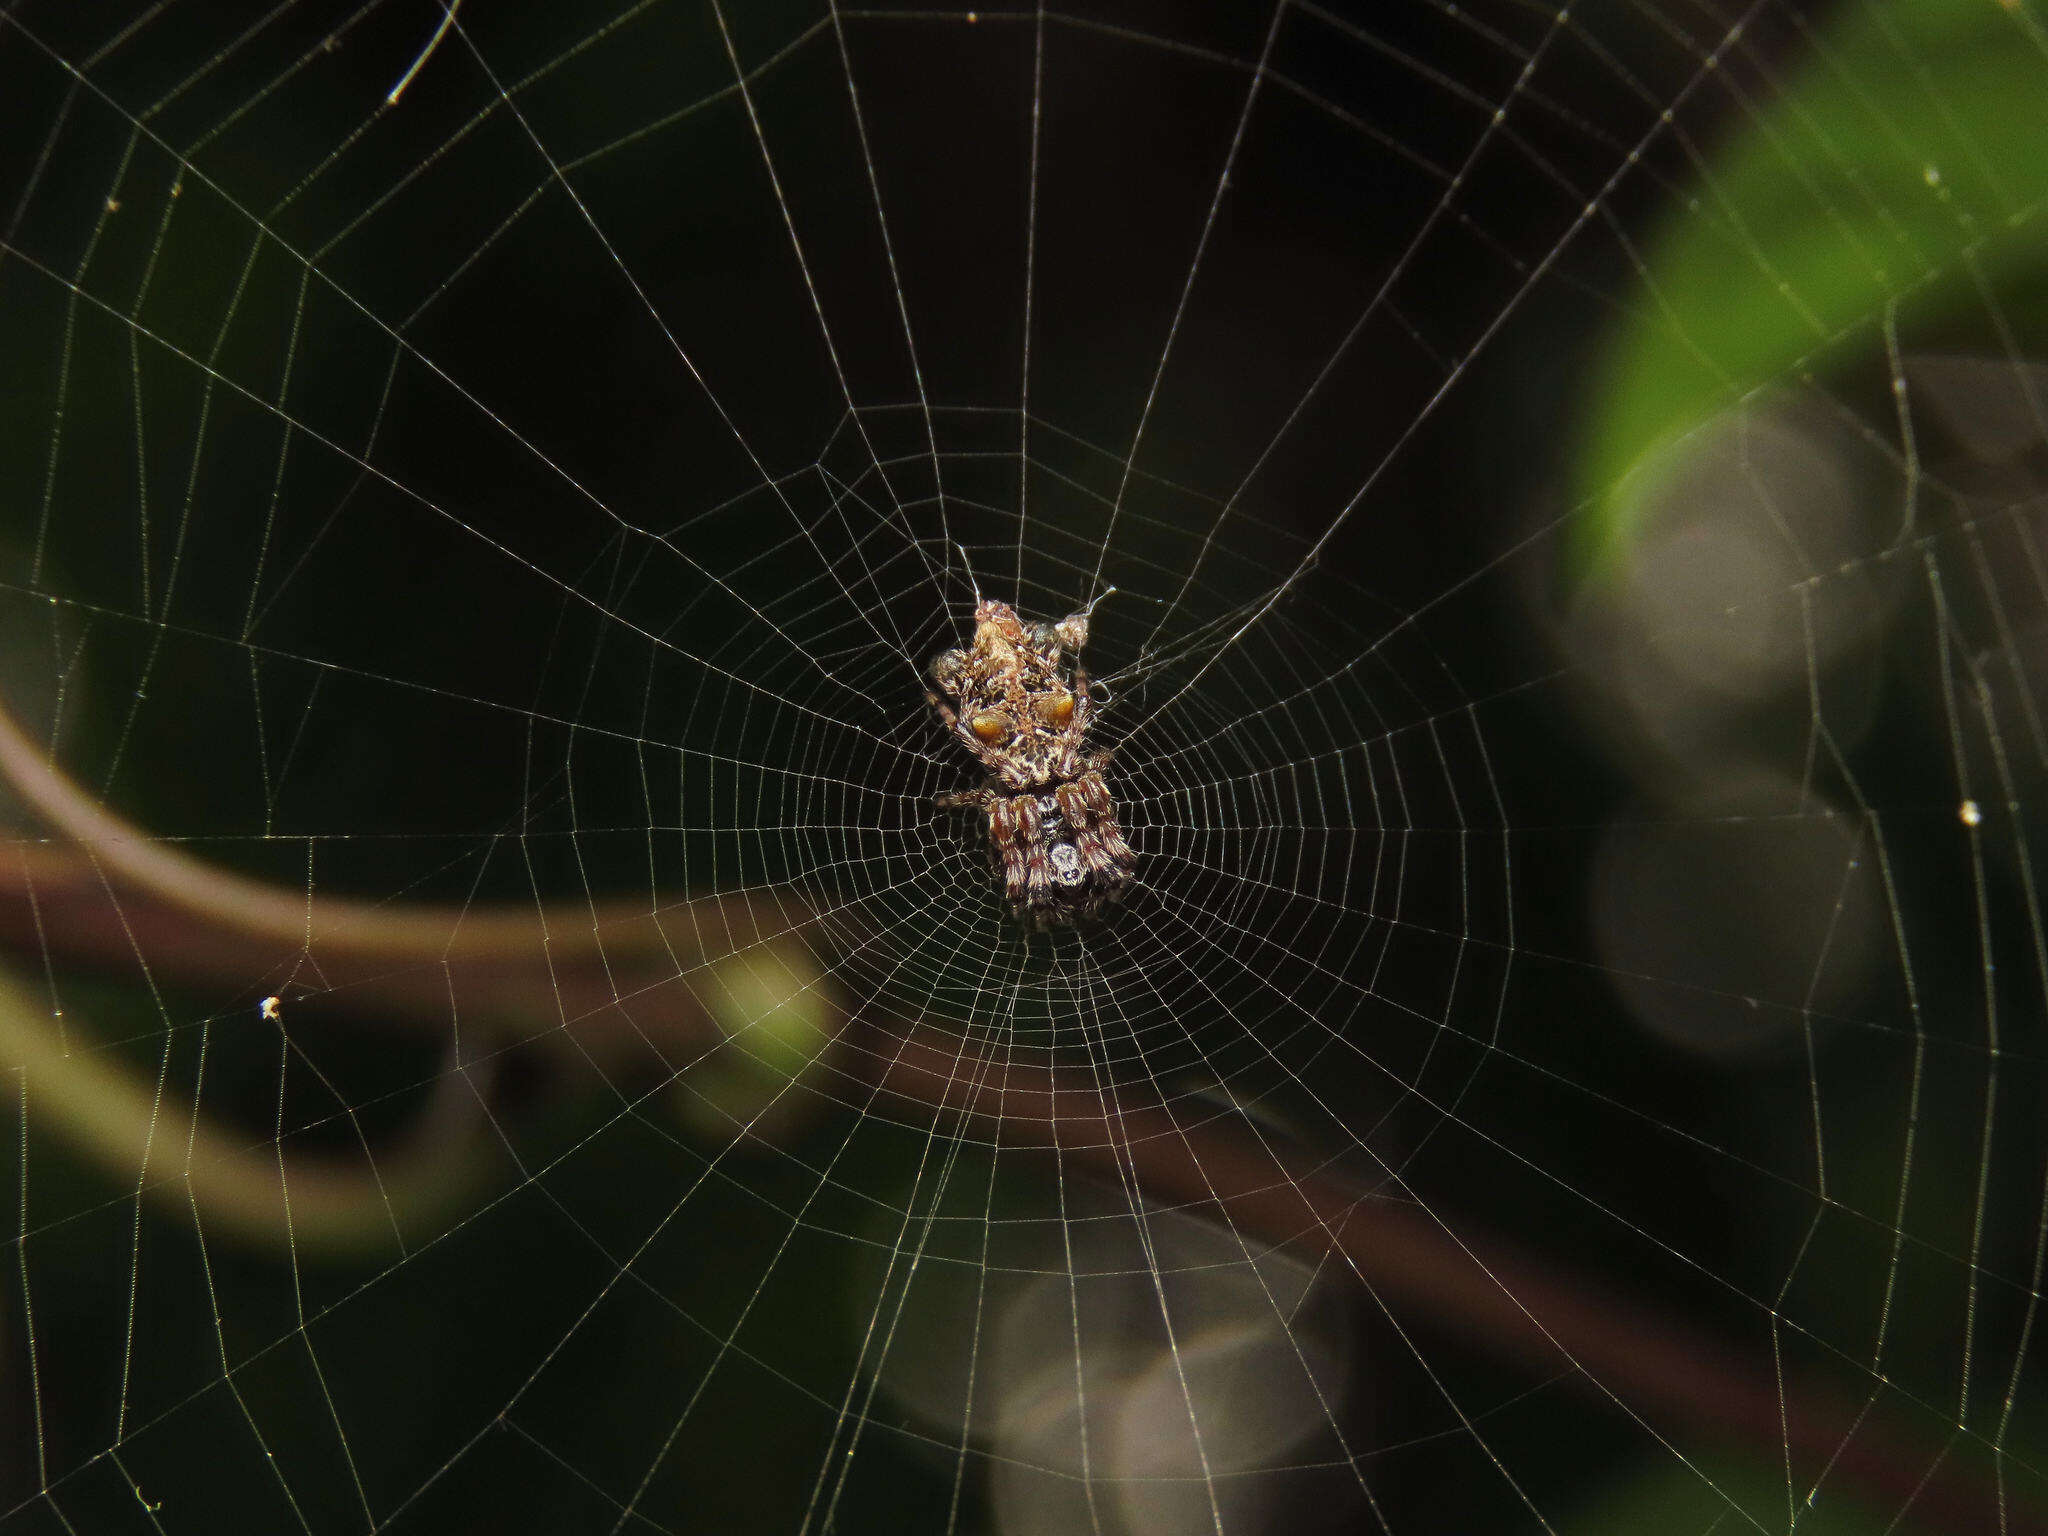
[1578,0,2048,572]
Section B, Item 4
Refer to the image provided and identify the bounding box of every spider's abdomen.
[993,772,1134,929]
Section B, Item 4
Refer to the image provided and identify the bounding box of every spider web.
[0,1,2045,1532]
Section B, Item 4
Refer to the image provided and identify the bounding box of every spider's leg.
[936,787,987,813]
[988,796,1029,905]
[1055,779,1119,882]
[1061,773,1134,879]
[1098,809,1135,872]
[1013,794,1055,913]
[1085,771,1136,870]
[1054,780,1108,880]
[1055,780,1097,837]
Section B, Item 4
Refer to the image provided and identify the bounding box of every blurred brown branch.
[0,692,2033,1533]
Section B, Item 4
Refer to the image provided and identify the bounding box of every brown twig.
[873,1036,2033,1535]
[0,692,2033,1532]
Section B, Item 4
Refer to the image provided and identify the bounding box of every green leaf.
[1576,0,2048,574]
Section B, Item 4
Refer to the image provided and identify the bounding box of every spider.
[927,592,1136,928]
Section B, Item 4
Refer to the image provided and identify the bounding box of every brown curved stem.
[869,1036,2042,1536]
[0,692,838,1254]
[0,955,494,1256]
[0,690,818,966]
[0,696,2033,1532]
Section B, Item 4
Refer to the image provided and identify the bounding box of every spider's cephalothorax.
[927,597,1135,929]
